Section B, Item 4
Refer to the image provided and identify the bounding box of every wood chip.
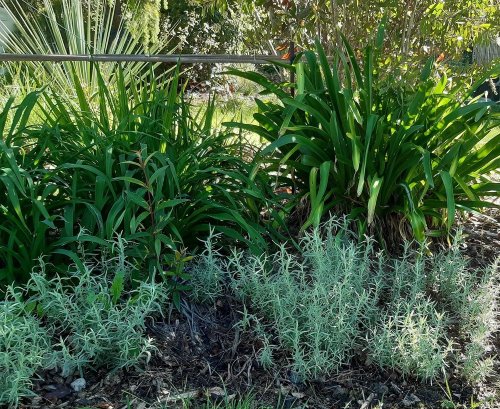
[360,392,375,409]
[207,386,226,398]
[160,390,201,403]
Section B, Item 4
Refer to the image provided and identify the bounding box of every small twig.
[230,325,241,359]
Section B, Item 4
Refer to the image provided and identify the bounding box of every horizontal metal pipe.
[0,53,287,64]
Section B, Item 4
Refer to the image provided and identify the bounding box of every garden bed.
[27,303,474,409]
[18,210,500,409]
[1,5,499,408]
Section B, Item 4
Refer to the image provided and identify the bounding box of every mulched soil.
[20,211,499,409]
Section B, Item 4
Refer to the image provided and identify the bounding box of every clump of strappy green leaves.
[0,66,286,289]
[226,27,500,242]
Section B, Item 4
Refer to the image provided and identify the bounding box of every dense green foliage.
[7,0,499,69]
[196,0,500,67]
[0,237,169,407]
[0,67,285,287]
[191,221,498,382]
[0,1,499,405]
[227,36,500,241]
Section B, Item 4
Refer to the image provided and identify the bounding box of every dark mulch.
[24,298,494,409]
[23,298,482,409]
[458,210,500,267]
[20,211,499,409]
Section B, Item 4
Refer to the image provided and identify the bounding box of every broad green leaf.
[440,171,455,230]
[367,175,383,225]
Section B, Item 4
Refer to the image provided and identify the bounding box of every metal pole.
[0,53,287,64]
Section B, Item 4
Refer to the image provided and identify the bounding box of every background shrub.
[161,0,242,84]
[0,0,164,99]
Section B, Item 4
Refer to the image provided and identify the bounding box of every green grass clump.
[0,67,285,288]
[191,220,499,383]
[196,395,270,409]
[0,291,54,407]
